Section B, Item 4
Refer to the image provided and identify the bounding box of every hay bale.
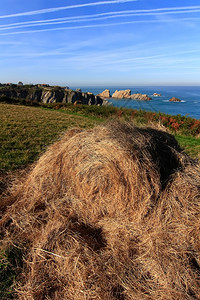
[1,121,200,299]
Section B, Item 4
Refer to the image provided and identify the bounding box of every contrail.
[1,18,200,36]
[1,6,200,31]
[0,0,137,19]
[1,10,200,31]
[0,21,162,36]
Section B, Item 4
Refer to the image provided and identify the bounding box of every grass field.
[0,103,103,171]
[0,102,200,173]
[1,118,200,299]
[0,102,200,299]
[175,134,200,159]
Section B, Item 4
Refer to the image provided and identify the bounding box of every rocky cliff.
[0,85,103,106]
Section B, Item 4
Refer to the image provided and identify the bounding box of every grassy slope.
[0,103,200,173]
[0,102,200,298]
[175,134,200,159]
[0,103,103,171]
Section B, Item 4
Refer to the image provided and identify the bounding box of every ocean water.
[74,86,200,120]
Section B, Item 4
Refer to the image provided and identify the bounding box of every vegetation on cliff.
[0,84,103,105]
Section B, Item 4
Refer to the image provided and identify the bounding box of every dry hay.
[1,121,200,299]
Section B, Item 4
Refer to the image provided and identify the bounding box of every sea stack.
[169,97,181,102]
[97,89,111,98]
[131,93,152,101]
[112,89,131,99]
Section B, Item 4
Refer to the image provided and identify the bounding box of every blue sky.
[0,0,200,86]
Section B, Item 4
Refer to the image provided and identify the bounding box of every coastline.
[71,86,200,120]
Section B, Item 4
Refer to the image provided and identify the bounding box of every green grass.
[1,103,200,173]
[0,102,200,298]
[0,103,103,171]
[0,248,23,299]
[175,134,200,159]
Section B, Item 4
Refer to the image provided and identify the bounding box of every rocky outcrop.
[169,97,181,102]
[112,89,131,99]
[0,86,103,106]
[131,93,152,101]
[111,89,151,100]
[97,89,111,98]
[40,89,64,103]
[0,87,28,99]
[153,93,161,97]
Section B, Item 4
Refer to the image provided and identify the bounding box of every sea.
[72,86,200,120]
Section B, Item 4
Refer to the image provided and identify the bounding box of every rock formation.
[0,85,103,106]
[169,97,181,102]
[97,89,111,98]
[112,89,131,99]
[153,93,161,97]
[111,89,152,100]
[131,93,152,101]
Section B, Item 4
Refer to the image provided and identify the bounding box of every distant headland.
[0,83,183,105]
[0,82,105,106]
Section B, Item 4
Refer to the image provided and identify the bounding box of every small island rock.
[153,93,161,97]
[169,97,181,102]
[112,89,131,99]
[97,89,111,98]
[131,93,152,101]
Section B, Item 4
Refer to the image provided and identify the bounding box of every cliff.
[0,85,103,106]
